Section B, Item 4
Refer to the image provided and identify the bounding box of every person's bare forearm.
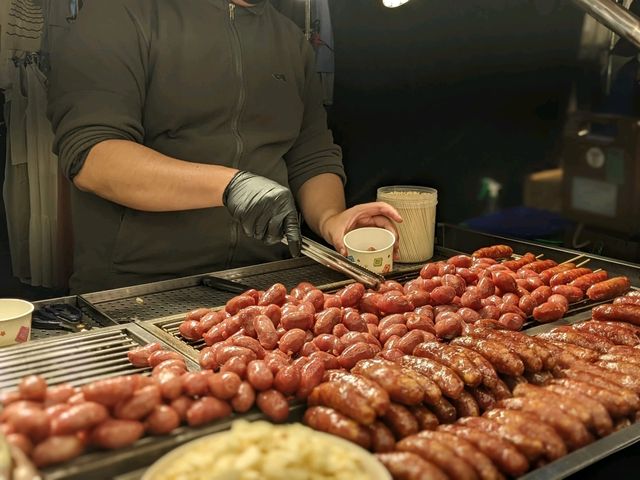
[74,139,238,211]
[296,173,346,241]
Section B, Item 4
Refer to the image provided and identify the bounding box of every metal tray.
[0,323,198,391]
[28,295,116,341]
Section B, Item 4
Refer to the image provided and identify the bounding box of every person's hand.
[319,202,403,257]
[223,171,301,257]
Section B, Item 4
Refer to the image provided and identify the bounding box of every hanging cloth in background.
[0,0,44,89]
[24,61,58,287]
[3,66,31,282]
[1,0,64,288]
[311,0,335,105]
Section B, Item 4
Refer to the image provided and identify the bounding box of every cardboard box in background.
[524,168,563,213]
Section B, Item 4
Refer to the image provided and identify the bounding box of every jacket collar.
[210,0,267,16]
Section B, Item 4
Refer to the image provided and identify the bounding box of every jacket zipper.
[226,1,246,267]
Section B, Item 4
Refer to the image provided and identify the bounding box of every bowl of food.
[142,420,391,480]
[343,227,395,274]
[0,299,34,347]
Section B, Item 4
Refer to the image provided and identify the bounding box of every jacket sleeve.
[284,39,345,196]
[47,0,149,180]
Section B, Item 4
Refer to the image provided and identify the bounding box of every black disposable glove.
[223,171,301,257]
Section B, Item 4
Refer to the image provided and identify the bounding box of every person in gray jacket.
[47,0,401,293]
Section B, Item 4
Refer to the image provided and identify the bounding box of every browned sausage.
[382,403,420,440]
[429,396,458,424]
[587,277,631,301]
[438,424,529,477]
[537,331,613,354]
[450,337,525,377]
[551,378,634,418]
[592,304,640,326]
[457,416,545,461]
[324,370,390,416]
[413,342,482,387]
[544,384,613,437]
[308,381,377,425]
[400,355,465,399]
[450,390,480,418]
[484,408,567,461]
[468,386,497,412]
[398,436,480,480]
[352,358,424,406]
[369,421,396,453]
[304,406,371,450]
[415,430,504,480]
[465,328,542,373]
[375,452,449,480]
[497,396,594,450]
[408,405,440,431]
[572,321,639,346]
[513,383,601,438]
[447,345,500,389]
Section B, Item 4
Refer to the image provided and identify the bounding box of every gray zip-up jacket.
[47,0,345,293]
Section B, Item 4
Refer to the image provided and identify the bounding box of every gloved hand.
[223,171,301,257]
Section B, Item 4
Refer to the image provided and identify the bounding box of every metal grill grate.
[88,262,348,323]
[0,324,195,391]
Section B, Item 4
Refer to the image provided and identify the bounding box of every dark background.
[328,0,585,222]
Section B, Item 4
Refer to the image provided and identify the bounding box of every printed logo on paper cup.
[382,264,391,274]
[15,326,30,343]
[373,258,382,267]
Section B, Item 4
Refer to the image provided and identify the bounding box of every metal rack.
[3,224,640,479]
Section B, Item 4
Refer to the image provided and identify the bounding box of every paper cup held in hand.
[0,299,33,347]
[377,185,438,263]
[343,227,395,274]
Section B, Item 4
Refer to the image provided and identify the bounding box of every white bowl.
[343,227,395,274]
[143,423,391,480]
[0,299,34,347]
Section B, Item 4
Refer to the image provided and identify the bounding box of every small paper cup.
[343,227,395,274]
[0,299,34,347]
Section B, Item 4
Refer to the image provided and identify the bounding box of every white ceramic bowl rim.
[0,299,34,322]
[343,227,396,254]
